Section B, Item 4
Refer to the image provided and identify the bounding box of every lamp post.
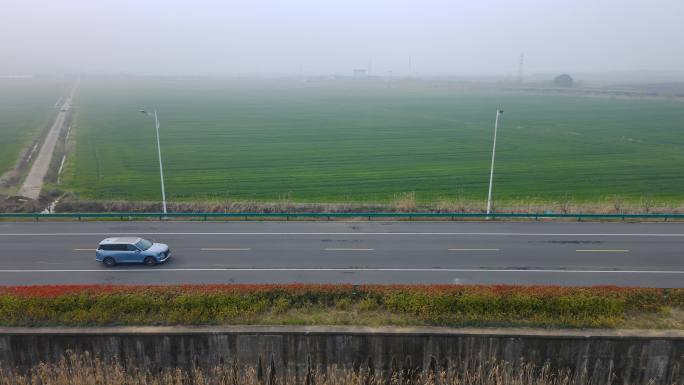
[139,109,167,215]
[486,109,503,216]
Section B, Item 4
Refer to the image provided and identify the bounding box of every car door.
[113,244,134,263]
[126,244,144,263]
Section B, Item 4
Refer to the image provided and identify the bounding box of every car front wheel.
[103,257,116,267]
[144,256,157,266]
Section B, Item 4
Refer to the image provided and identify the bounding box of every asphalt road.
[0,221,682,286]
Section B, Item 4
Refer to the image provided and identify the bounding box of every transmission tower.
[517,52,524,83]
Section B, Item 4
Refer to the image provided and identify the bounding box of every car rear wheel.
[144,256,157,266]
[103,257,116,267]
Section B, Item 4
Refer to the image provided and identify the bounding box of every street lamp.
[486,109,503,216]
[139,109,167,215]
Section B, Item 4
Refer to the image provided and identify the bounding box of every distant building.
[352,69,367,77]
[553,74,574,87]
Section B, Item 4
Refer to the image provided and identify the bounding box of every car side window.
[112,244,127,251]
[126,244,139,251]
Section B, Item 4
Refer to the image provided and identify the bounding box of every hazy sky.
[2,0,683,76]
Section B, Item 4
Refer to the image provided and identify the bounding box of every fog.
[2,0,683,77]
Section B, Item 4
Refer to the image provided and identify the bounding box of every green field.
[62,79,684,203]
[0,78,67,176]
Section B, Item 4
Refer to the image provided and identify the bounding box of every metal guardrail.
[0,212,683,221]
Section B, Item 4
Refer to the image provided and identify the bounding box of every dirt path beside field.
[17,93,73,199]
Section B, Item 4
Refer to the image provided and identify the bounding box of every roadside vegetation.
[61,79,684,205]
[0,285,682,329]
[0,351,663,385]
[50,193,684,215]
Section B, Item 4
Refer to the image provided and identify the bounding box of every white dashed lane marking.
[448,248,500,251]
[576,249,629,253]
[324,248,375,251]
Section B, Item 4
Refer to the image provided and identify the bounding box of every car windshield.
[135,239,153,251]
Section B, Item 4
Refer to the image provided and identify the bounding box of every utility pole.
[139,109,167,215]
[486,109,503,216]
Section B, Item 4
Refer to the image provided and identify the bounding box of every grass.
[0,352,602,385]
[1,284,682,329]
[0,78,67,178]
[61,78,684,205]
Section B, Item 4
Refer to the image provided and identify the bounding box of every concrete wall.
[0,326,682,385]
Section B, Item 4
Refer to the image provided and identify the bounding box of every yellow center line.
[576,249,629,253]
[448,248,500,251]
[200,248,252,251]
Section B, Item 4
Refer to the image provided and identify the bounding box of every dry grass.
[391,192,417,212]
[52,195,390,214]
[219,306,684,330]
[621,308,684,330]
[0,195,46,213]
[1,189,683,217]
[435,197,470,213]
[0,351,641,385]
[46,194,684,215]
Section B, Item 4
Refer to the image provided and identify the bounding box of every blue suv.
[96,237,170,267]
